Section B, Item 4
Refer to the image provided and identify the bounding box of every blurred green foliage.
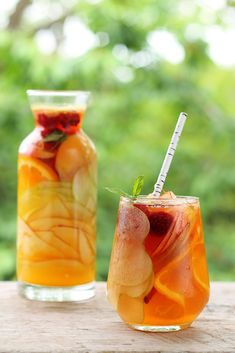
[0,0,234,281]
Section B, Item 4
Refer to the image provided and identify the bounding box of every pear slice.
[29,217,80,231]
[107,280,121,309]
[52,226,78,249]
[36,181,72,189]
[120,273,154,298]
[77,221,94,239]
[63,200,94,221]
[55,132,95,181]
[36,230,79,259]
[34,187,73,200]
[19,193,47,219]
[27,197,71,223]
[86,195,97,214]
[18,258,90,286]
[85,230,96,253]
[118,294,144,324]
[19,230,64,261]
[72,166,96,204]
[88,160,97,185]
[117,204,150,242]
[17,218,35,237]
[109,243,153,286]
[78,230,95,264]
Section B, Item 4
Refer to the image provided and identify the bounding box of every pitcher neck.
[27,90,90,138]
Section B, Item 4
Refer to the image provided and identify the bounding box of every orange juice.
[17,91,96,301]
[107,193,209,331]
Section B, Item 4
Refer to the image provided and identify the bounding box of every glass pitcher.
[17,90,97,301]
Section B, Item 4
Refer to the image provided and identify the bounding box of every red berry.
[36,111,80,134]
[37,113,48,126]
[148,211,173,236]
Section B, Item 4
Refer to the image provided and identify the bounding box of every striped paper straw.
[153,112,188,197]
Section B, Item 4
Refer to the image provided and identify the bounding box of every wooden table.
[0,282,234,353]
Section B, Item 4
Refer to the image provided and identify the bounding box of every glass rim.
[27,89,91,97]
[120,195,199,205]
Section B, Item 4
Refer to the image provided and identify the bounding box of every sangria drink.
[107,193,209,331]
[17,90,97,301]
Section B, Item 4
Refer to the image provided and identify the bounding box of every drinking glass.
[107,195,210,331]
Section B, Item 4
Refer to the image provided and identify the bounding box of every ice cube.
[160,191,176,199]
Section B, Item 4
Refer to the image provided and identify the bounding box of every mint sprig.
[43,130,67,143]
[43,129,67,150]
[132,175,144,197]
[106,175,144,198]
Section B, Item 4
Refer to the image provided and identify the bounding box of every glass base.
[129,322,191,332]
[18,281,95,302]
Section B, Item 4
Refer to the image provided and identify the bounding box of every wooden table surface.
[0,282,234,353]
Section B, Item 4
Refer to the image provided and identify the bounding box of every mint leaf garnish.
[106,175,144,198]
[43,130,67,143]
[43,129,67,151]
[132,175,144,197]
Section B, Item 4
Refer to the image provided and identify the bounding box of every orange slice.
[144,290,185,324]
[18,155,58,197]
[154,249,192,312]
[192,242,210,293]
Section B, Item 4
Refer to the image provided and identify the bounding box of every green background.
[0,0,234,281]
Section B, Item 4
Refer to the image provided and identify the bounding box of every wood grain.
[0,282,234,353]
